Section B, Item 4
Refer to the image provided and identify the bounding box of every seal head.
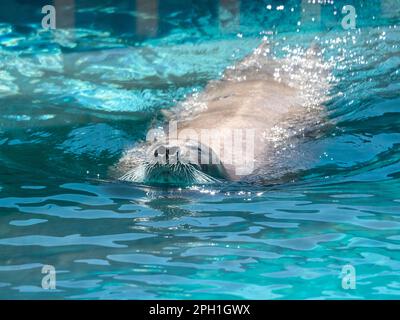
[117,139,227,186]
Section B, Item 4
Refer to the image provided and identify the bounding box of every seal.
[112,40,331,185]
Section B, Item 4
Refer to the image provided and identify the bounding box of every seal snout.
[153,145,180,164]
[116,139,228,185]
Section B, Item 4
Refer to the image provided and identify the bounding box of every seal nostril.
[153,145,181,164]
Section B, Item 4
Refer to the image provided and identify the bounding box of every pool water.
[0,0,399,299]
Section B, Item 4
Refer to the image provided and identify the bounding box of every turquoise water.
[0,0,399,299]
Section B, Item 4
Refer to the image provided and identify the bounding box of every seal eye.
[154,150,158,158]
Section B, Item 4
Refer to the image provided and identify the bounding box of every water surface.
[0,0,399,299]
